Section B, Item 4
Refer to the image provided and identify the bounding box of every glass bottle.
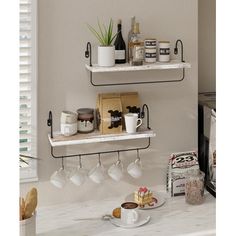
[128,23,144,66]
[114,19,126,64]
[127,16,135,63]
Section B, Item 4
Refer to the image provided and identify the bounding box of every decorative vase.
[20,213,36,236]
[98,45,115,67]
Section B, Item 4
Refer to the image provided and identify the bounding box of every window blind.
[20,0,37,181]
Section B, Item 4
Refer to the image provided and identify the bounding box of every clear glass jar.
[185,170,205,205]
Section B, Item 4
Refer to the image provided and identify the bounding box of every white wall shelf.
[85,60,191,73]
[48,128,156,147]
[84,41,190,86]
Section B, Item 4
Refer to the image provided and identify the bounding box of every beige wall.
[21,0,198,207]
[198,0,216,92]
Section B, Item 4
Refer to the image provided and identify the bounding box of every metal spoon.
[73,214,113,221]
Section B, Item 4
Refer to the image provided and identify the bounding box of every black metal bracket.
[85,40,186,86]
[47,105,152,159]
[174,39,185,62]
[85,42,92,66]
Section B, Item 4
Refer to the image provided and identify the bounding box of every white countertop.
[36,191,216,236]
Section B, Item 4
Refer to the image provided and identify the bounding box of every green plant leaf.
[87,23,104,45]
[97,19,106,45]
[108,19,113,45]
[87,18,116,46]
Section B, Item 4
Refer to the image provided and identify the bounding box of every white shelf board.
[85,60,191,73]
[48,129,156,147]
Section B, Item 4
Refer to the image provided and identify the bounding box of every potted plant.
[87,18,117,67]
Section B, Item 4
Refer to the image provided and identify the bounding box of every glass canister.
[185,170,205,205]
[77,108,94,133]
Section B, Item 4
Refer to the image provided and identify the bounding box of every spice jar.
[77,108,94,133]
[185,170,205,205]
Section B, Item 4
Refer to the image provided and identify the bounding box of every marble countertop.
[36,192,216,236]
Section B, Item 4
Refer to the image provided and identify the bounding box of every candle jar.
[77,108,95,133]
[158,41,170,62]
[185,170,205,205]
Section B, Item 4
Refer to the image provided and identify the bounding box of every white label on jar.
[78,120,94,132]
[172,177,185,195]
[115,50,125,60]
[159,48,170,55]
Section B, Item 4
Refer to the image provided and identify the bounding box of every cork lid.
[158,40,170,43]
[133,23,140,34]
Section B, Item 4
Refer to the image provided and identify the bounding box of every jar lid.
[145,38,156,41]
[158,40,170,43]
[185,169,205,178]
[77,108,94,115]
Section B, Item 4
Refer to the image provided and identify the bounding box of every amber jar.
[77,108,94,133]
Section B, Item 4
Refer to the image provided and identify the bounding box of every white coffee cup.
[124,113,142,134]
[127,159,142,179]
[89,163,106,184]
[61,123,77,136]
[61,111,78,124]
[50,168,68,188]
[70,167,87,186]
[108,160,123,182]
[121,202,139,225]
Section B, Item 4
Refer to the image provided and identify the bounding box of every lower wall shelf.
[48,128,156,147]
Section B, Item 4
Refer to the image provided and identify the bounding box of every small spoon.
[73,214,113,221]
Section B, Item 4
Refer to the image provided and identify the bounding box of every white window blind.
[20,0,38,182]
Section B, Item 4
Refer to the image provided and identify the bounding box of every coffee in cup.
[121,202,139,225]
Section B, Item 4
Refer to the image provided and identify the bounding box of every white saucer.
[110,215,151,228]
[125,191,166,210]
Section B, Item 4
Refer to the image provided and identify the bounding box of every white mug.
[61,111,78,124]
[88,163,106,184]
[121,202,139,225]
[108,160,123,182]
[70,167,87,186]
[127,159,142,179]
[124,113,142,134]
[61,123,77,136]
[50,168,68,188]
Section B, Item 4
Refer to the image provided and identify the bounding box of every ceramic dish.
[109,215,150,228]
[125,191,166,210]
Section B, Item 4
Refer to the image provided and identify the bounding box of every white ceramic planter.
[20,213,36,236]
[98,46,115,67]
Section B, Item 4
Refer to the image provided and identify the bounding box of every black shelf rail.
[47,104,152,159]
[85,39,186,86]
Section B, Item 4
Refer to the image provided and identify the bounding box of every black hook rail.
[50,138,150,159]
[85,39,186,86]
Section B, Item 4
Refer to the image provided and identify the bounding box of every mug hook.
[98,153,101,166]
[61,157,65,170]
[117,151,121,164]
[136,149,141,161]
[78,155,82,168]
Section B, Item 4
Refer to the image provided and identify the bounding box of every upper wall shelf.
[85,40,191,86]
[85,60,191,73]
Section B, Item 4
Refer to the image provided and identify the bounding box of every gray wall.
[21,0,198,207]
[198,0,216,92]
